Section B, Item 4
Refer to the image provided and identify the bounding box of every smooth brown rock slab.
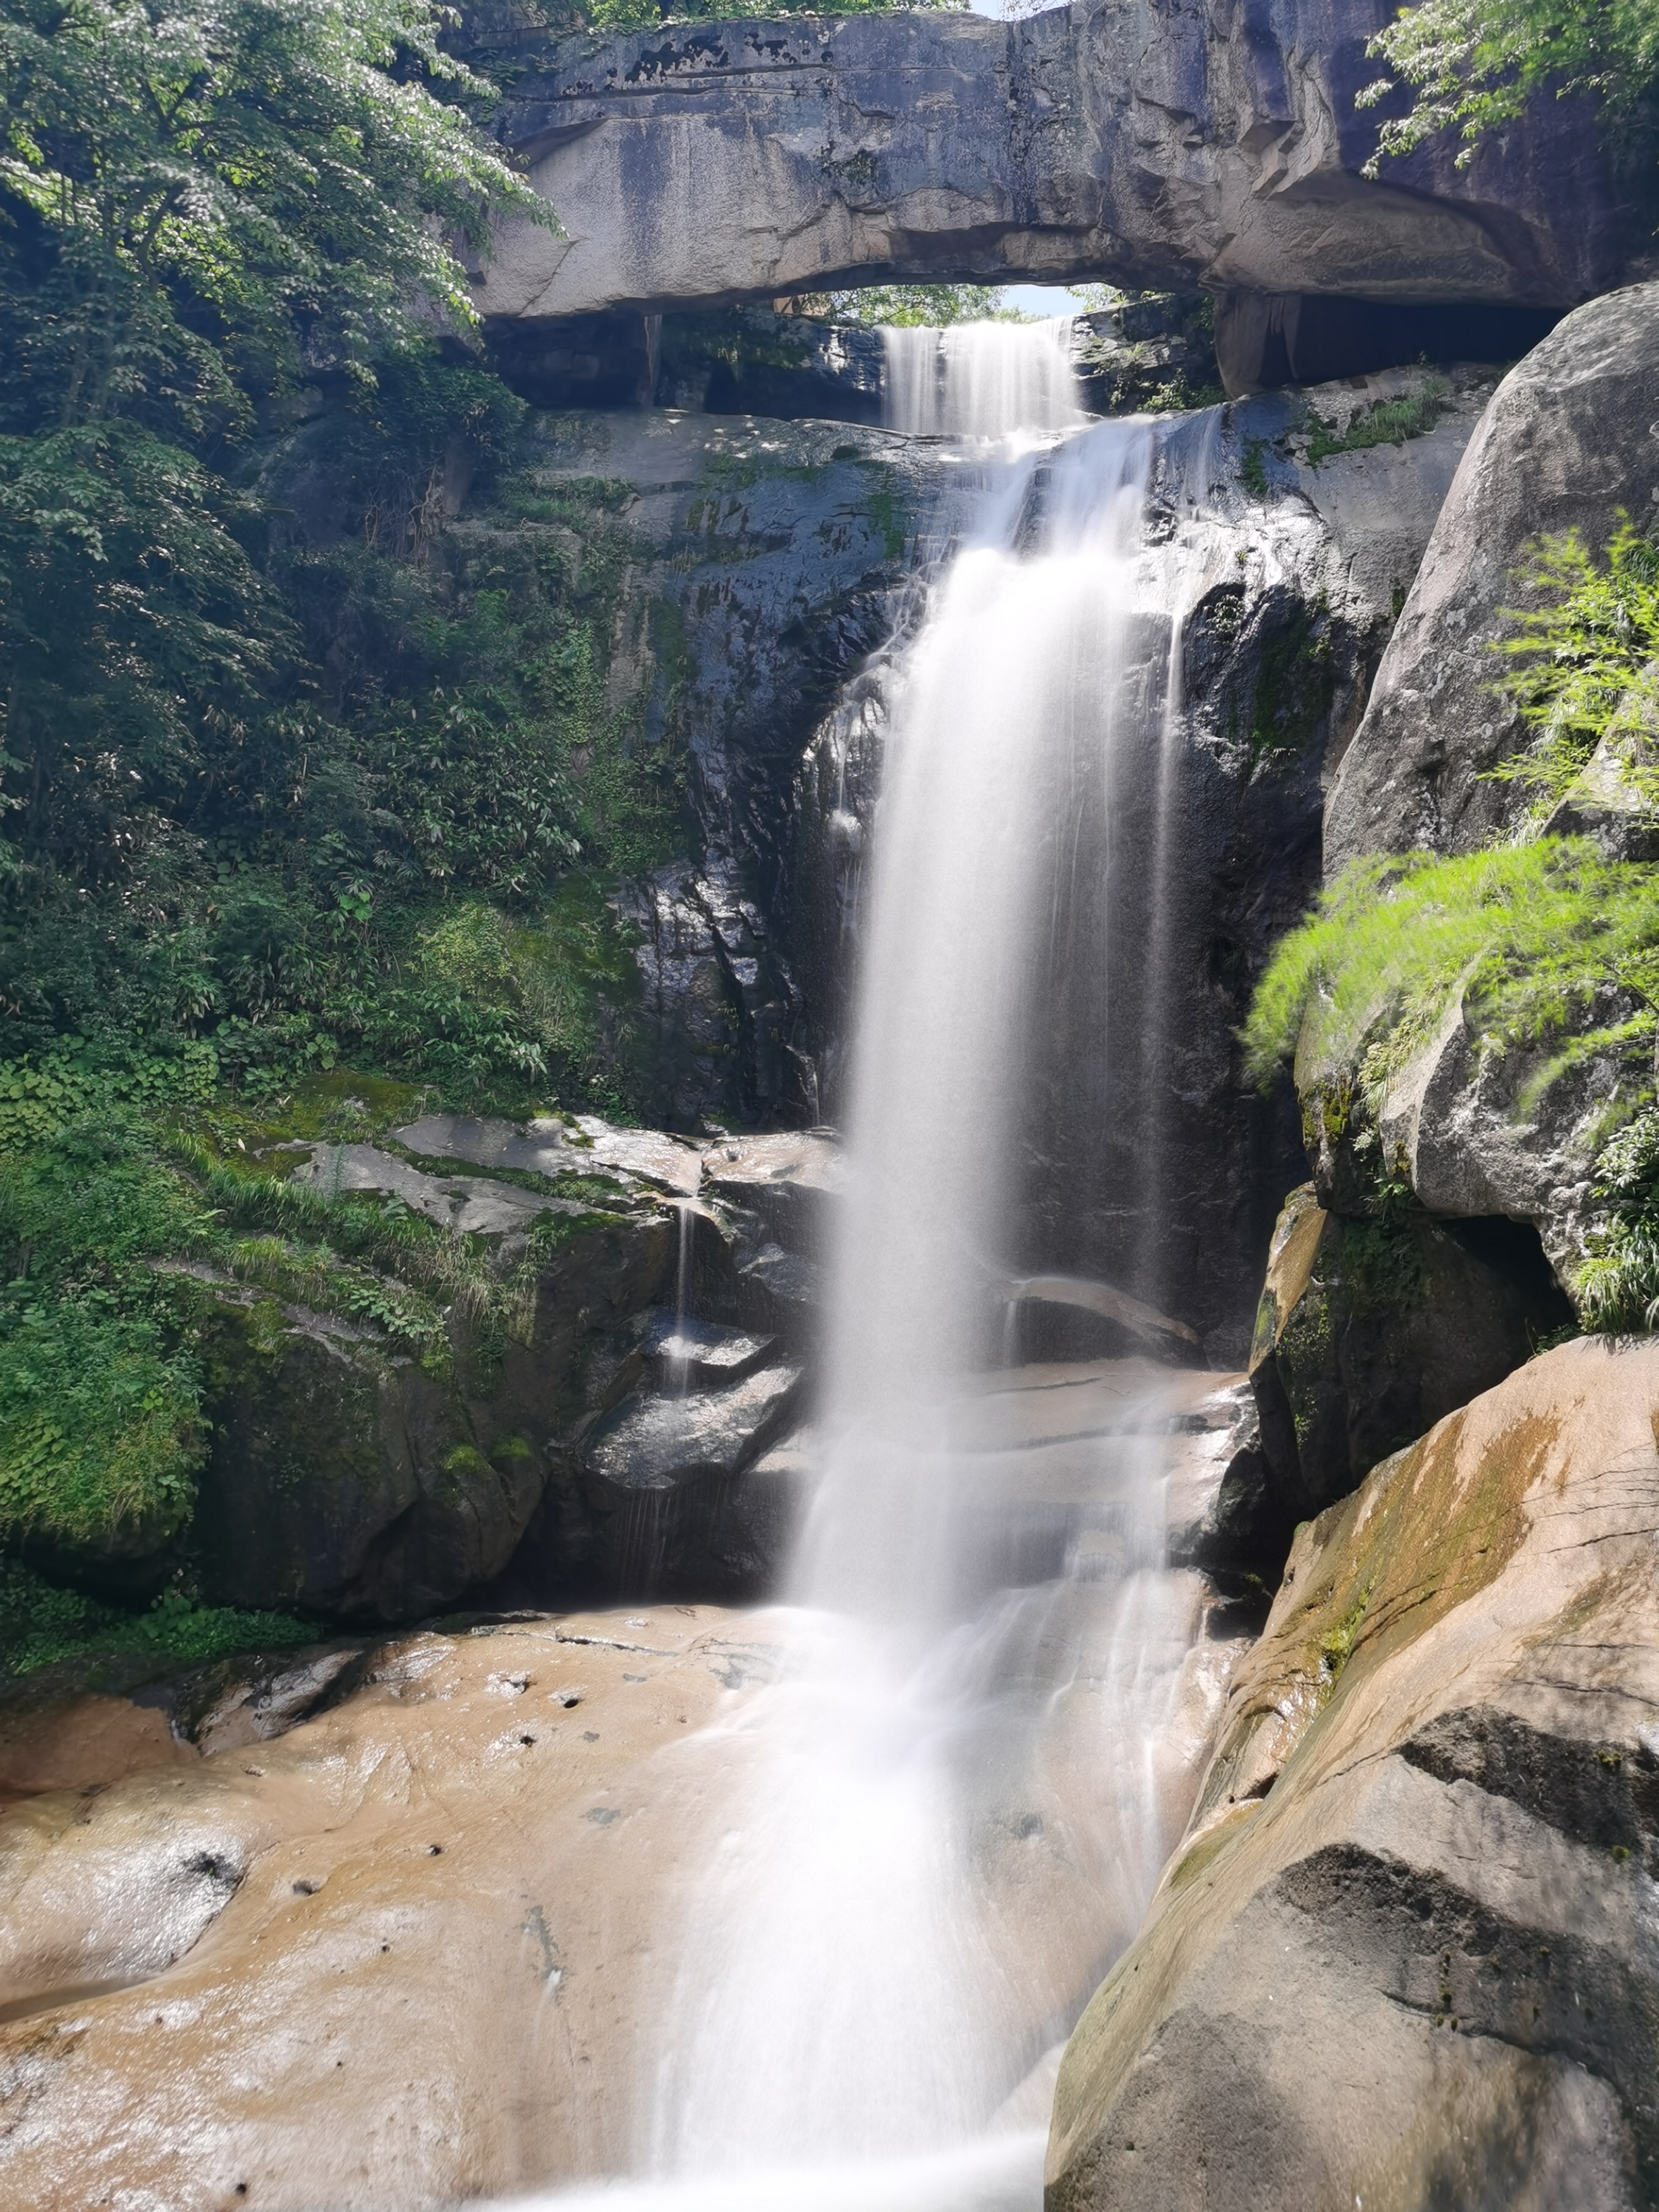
[1047,1335,1659,2212]
[0,1608,786,2208]
[0,1575,1238,2209]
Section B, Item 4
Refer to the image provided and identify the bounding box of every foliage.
[1577,1108,1659,1327]
[1247,500,1659,1333]
[787,284,1021,327]
[0,0,550,885]
[1304,380,1447,464]
[0,0,540,430]
[0,1557,312,1675]
[1357,0,1659,170]
[0,1106,212,1542]
[1068,284,1124,313]
[0,1054,645,1550]
[1487,515,1659,813]
[1242,839,1659,1099]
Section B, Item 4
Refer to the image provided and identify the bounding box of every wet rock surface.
[0,1575,1239,2207]
[510,410,937,1131]
[472,4,1643,329]
[1073,295,1222,415]
[1049,1335,1659,2212]
[181,1115,842,1623]
[985,366,1497,1355]
[580,1362,806,1594]
[639,297,1227,431]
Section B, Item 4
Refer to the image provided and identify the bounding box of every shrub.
[1488,515,1659,814]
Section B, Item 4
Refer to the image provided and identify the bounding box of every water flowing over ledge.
[530,324,1236,2208]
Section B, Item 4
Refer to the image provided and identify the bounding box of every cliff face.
[1328,284,1659,869]
[470,1,1649,359]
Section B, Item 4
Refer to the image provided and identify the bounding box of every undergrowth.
[1577,1109,1659,1330]
[0,1058,639,1560]
[0,1560,312,1678]
[1488,515,1659,817]
[1244,839,1659,1098]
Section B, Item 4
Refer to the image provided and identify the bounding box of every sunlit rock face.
[1048,1335,1659,2212]
[468,2,1645,335]
[1327,282,1659,869]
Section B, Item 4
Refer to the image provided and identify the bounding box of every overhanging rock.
[469,0,1646,382]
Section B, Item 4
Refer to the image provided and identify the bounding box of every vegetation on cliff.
[0,0,691,1627]
[1246,521,1659,1328]
[1361,0,1658,167]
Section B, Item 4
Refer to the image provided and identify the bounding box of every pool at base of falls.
[495,2128,1046,2212]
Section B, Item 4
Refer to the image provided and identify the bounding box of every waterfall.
[882,320,1082,436]
[526,332,1225,2212]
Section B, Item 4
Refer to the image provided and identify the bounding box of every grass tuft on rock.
[1243,838,1659,1098]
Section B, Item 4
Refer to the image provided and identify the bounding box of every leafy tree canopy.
[1359,0,1659,169]
[786,283,1024,327]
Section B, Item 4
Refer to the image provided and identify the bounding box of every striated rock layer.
[1048,1334,1659,2211]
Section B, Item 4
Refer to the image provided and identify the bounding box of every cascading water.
[523,326,1228,2212]
[882,319,1083,437]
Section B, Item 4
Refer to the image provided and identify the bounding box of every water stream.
[522,325,1228,2211]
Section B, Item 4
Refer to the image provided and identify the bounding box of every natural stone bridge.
[470,0,1644,387]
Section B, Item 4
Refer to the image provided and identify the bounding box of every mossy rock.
[1250,1184,1573,1517]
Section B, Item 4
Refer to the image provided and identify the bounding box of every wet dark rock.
[1163,1381,1286,1580]
[996,369,1493,1355]
[1073,296,1222,415]
[190,1184,678,1621]
[266,402,936,1134]
[653,307,886,424]
[580,1365,806,1594]
[1247,1184,1573,1518]
[511,410,936,1131]
[166,1645,368,1756]
[583,1365,804,1495]
[641,1309,776,1388]
[699,1130,840,1228]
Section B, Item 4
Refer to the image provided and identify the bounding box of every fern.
[1489,515,1659,812]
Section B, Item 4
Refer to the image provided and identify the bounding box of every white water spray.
[529,326,1224,2212]
[882,320,1083,437]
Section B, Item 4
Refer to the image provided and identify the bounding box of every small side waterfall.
[531,330,1228,2212]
